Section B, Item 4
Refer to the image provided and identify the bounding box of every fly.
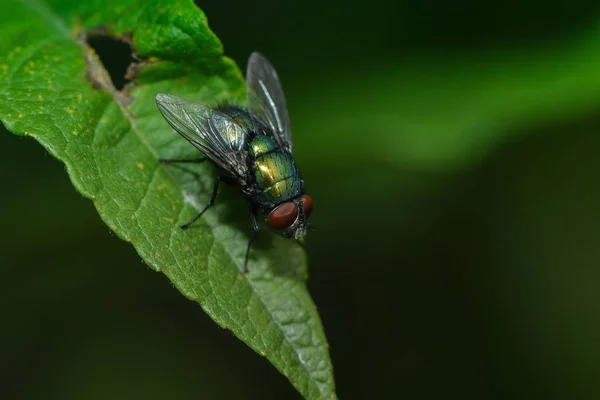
[155,52,313,272]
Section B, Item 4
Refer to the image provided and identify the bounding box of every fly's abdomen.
[249,136,302,207]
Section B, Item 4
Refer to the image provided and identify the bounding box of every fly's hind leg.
[244,208,260,273]
[180,175,232,230]
[159,157,207,164]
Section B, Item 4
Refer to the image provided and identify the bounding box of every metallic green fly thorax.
[248,134,277,157]
[248,136,302,210]
[222,106,264,133]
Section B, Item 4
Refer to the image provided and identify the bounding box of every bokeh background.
[3,0,600,398]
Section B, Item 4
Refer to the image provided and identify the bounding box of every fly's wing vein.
[246,52,293,153]
[155,93,249,180]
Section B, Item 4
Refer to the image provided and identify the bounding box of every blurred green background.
[3,0,600,398]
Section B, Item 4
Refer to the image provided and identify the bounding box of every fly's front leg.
[180,175,225,230]
[159,157,207,164]
[244,208,260,273]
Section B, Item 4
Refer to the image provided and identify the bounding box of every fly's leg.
[159,157,207,164]
[244,208,260,273]
[180,175,225,230]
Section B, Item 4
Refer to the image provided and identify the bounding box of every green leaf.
[0,1,336,399]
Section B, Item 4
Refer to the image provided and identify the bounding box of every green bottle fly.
[155,52,313,271]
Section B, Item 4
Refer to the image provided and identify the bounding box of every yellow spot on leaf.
[137,162,144,170]
[77,93,83,101]
[37,94,43,101]
[73,130,79,136]
[65,108,74,114]
[162,217,174,224]
[18,114,23,118]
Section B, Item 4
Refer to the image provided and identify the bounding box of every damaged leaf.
[0,1,336,399]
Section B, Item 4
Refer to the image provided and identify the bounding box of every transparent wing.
[246,52,293,152]
[155,93,249,180]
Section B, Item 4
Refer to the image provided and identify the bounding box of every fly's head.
[267,195,313,240]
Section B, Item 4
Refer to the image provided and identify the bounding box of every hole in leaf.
[86,35,134,90]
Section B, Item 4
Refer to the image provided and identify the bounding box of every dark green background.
[3,0,600,398]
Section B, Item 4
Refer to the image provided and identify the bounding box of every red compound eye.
[268,202,299,230]
[302,195,313,218]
